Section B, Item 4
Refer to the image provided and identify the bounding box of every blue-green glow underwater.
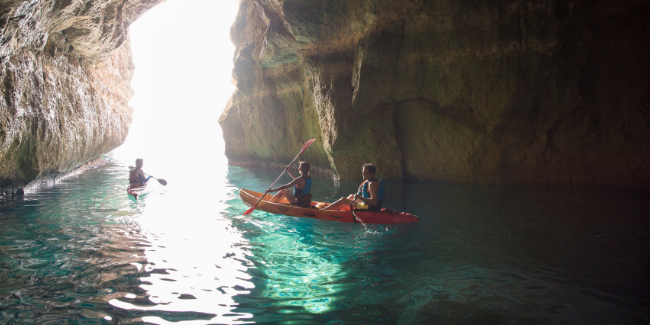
[1,155,649,324]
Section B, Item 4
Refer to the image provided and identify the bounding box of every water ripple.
[0,158,649,323]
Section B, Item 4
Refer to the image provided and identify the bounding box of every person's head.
[135,158,143,168]
[299,161,310,175]
[362,163,376,180]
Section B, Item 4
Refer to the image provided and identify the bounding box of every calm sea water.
[1,154,649,324]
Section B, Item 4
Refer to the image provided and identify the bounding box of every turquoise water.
[1,156,649,324]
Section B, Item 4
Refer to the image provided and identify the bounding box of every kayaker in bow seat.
[265,161,312,208]
[129,158,152,187]
[323,163,385,211]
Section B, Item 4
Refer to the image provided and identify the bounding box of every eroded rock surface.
[220,0,650,188]
[0,0,163,196]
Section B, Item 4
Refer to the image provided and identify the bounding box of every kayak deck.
[239,189,418,224]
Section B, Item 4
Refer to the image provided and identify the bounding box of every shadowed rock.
[220,0,650,189]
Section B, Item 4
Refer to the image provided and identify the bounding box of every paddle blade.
[242,193,267,215]
[299,139,316,156]
[243,205,256,215]
[157,178,168,186]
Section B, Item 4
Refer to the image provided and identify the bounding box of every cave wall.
[0,0,163,196]
[220,0,650,188]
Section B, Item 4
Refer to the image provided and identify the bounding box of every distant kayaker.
[129,159,152,187]
[266,161,312,208]
[323,163,385,211]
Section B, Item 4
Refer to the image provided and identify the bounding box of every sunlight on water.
[240,219,346,315]
[87,0,356,320]
[2,151,649,323]
[104,162,255,323]
[78,150,359,322]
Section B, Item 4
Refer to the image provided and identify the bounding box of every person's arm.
[285,166,297,179]
[356,181,379,206]
[267,177,302,193]
[137,170,152,183]
[350,183,364,201]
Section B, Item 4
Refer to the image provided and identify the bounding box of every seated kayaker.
[265,161,312,208]
[322,163,385,211]
[129,158,152,187]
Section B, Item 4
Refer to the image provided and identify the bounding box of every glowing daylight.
[114,0,239,172]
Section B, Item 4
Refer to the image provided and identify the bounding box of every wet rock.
[220,0,650,189]
[0,0,163,195]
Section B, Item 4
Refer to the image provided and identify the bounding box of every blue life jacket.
[294,176,311,198]
[357,178,384,211]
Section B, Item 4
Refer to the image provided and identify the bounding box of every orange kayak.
[239,189,419,224]
[127,185,147,200]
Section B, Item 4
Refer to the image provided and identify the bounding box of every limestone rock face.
[220,0,650,188]
[0,0,163,196]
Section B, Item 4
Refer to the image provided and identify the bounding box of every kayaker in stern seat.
[322,163,385,211]
[129,158,152,187]
[266,161,312,208]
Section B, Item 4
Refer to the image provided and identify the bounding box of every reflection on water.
[0,154,649,324]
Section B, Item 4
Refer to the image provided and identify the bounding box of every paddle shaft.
[244,139,315,215]
[350,202,357,223]
[248,149,305,208]
[144,173,167,186]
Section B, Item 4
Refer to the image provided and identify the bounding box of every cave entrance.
[112,0,238,177]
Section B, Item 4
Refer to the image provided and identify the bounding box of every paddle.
[128,166,167,186]
[243,139,316,215]
[350,201,358,223]
[350,198,370,223]
[147,175,168,186]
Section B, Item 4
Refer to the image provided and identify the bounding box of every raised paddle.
[243,139,316,215]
